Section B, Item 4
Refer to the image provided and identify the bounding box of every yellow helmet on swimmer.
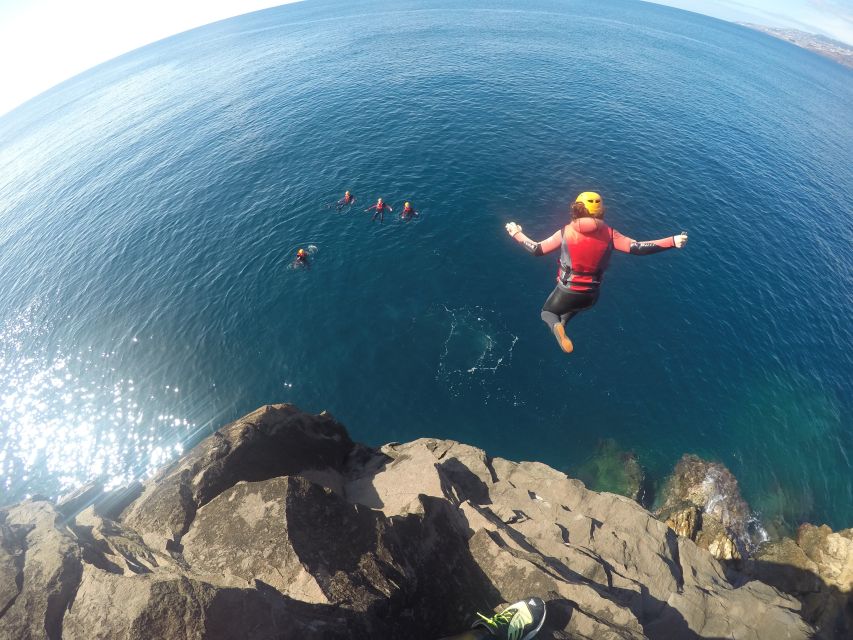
[575,192,604,217]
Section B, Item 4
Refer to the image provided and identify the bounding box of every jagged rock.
[91,482,144,520]
[464,457,808,638]
[660,503,744,564]
[797,524,853,592]
[62,567,365,639]
[657,454,750,531]
[656,454,750,560]
[55,481,104,520]
[0,405,822,638]
[660,503,701,540]
[183,476,391,605]
[346,441,447,515]
[0,514,25,620]
[468,527,647,639]
[707,532,741,561]
[573,438,646,503]
[0,501,83,640]
[745,523,853,638]
[119,404,354,552]
[72,507,173,576]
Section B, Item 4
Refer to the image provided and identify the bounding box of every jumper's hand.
[505,222,522,237]
[674,232,688,248]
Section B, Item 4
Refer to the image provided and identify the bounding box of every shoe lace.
[476,606,517,630]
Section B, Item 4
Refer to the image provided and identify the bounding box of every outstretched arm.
[612,230,688,254]
[364,205,377,211]
[505,222,562,256]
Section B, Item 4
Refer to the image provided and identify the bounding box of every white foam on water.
[435,305,522,405]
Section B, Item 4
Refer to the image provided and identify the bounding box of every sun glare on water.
[0,302,191,501]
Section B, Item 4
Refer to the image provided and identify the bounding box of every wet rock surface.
[0,404,832,638]
[655,454,754,562]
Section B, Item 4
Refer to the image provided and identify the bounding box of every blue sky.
[0,0,850,116]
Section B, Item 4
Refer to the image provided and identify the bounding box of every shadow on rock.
[729,533,853,639]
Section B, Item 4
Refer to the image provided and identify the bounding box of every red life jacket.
[376,202,386,211]
[557,218,614,291]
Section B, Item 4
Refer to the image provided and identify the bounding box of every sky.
[650,0,853,43]
[0,0,298,116]
[0,0,851,116]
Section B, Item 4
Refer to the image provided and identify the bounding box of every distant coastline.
[740,23,853,69]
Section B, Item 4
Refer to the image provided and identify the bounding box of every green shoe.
[473,597,546,640]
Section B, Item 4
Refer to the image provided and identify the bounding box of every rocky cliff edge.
[0,404,846,639]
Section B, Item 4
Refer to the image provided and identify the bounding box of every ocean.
[0,0,850,534]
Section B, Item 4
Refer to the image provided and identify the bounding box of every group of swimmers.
[333,190,419,222]
[295,188,689,355]
[293,190,419,267]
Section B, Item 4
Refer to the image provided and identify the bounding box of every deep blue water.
[0,0,850,533]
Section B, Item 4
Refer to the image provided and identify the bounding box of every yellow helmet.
[575,192,604,217]
[404,201,410,208]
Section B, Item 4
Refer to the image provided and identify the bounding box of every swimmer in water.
[365,197,393,223]
[401,201,419,220]
[293,248,309,269]
[506,192,688,354]
[334,190,356,212]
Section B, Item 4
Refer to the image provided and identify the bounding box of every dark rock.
[92,481,144,520]
[62,569,366,639]
[743,524,852,638]
[0,501,83,640]
[55,481,104,520]
[119,404,354,552]
[656,454,752,561]
[72,508,170,575]
[183,476,388,604]
[0,513,25,619]
[658,502,701,541]
[0,405,821,639]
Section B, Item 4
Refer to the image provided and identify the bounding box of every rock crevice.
[0,404,845,638]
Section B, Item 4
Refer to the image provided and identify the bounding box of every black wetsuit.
[336,195,355,211]
[367,202,391,223]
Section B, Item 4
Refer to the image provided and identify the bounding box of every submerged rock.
[0,404,820,638]
[572,438,647,504]
[656,454,753,561]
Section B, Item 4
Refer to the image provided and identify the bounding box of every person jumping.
[506,192,687,353]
